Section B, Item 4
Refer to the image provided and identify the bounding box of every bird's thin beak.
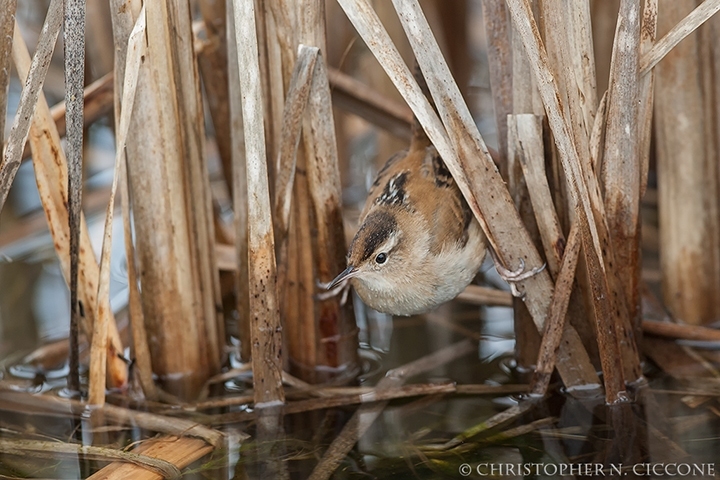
[327,266,359,290]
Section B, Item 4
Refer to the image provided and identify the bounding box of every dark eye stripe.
[353,210,397,263]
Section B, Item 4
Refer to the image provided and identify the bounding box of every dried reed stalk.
[274,46,318,245]
[108,0,140,120]
[64,0,86,395]
[531,223,581,395]
[266,0,357,383]
[602,0,641,328]
[11,25,127,388]
[262,0,310,380]
[118,1,220,398]
[172,0,224,376]
[507,8,544,371]
[0,439,181,479]
[535,1,605,371]
[510,115,563,277]
[0,386,228,446]
[0,0,17,157]
[300,50,358,381]
[85,0,114,80]
[272,48,316,374]
[20,72,114,162]
[271,46,317,378]
[88,7,145,407]
[225,0,251,363]
[565,0,598,136]
[655,1,720,325]
[481,0,512,174]
[638,0,657,198]
[107,0,159,401]
[534,1,604,367]
[231,0,284,406]
[336,0,598,390]
[640,0,720,75]
[212,383,457,425]
[194,381,527,411]
[537,0,598,158]
[508,114,584,394]
[120,146,157,401]
[198,0,233,194]
[263,0,289,166]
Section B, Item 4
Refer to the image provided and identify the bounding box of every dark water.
[0,270,719,480]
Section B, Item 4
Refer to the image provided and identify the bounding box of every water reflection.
[0,267,719,478]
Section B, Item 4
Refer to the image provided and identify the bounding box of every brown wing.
[361,145,472,256]
[361,149,408,220]
[415,147,473,255]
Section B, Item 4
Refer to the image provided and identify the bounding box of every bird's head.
[327,209,411,291]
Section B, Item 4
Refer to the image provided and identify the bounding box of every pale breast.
[353,144,487,315]
[351,219,486,316]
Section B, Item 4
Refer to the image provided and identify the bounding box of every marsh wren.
[325,110,488,315]
[326,72,545,315]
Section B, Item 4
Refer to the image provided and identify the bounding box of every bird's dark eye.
[375,252,387,264]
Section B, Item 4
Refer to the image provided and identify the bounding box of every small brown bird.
[325,108,487,316]
[325,136,543,314]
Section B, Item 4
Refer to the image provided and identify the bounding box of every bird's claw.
[495,258,546,283]
[491,253,546,298]
[315,279,351,305]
